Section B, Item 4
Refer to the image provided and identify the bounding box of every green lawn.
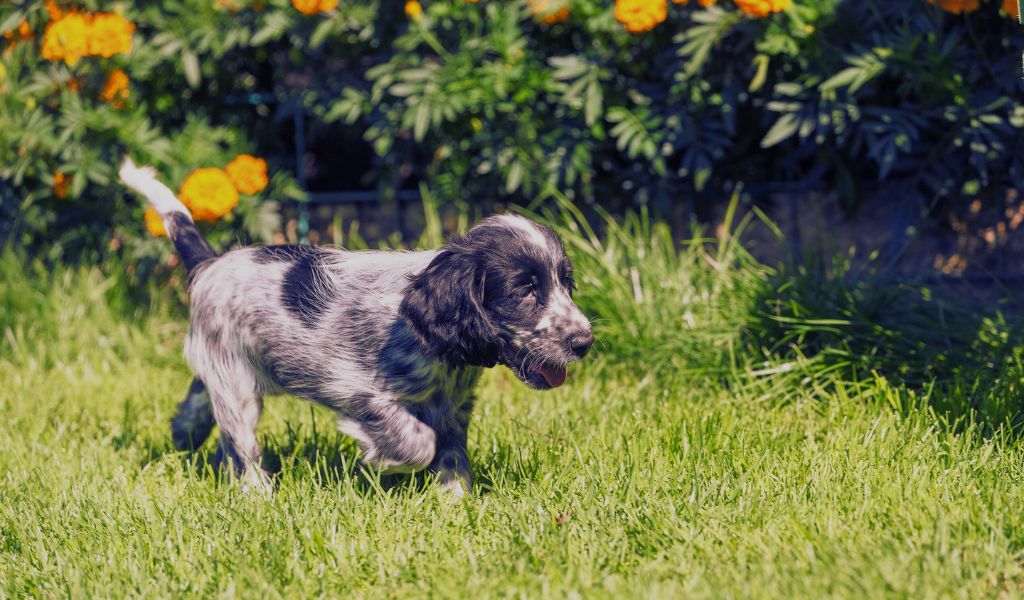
[4,211,1024,598]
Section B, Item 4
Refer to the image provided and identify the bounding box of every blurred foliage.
[1,0,1022,265]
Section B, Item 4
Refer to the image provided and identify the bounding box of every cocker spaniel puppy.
[120,158,593,496]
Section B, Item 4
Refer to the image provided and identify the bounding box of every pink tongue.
[536,363,567,388]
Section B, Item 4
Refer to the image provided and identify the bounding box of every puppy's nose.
[568,331,594,358]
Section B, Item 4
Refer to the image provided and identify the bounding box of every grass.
[4,207,1024,598]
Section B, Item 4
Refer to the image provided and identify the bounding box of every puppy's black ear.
[400,244,502,367]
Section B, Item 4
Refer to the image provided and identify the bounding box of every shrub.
[1,0,1021,264]
[0,0,304,264]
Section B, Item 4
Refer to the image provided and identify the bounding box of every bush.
[1,0,1022,263]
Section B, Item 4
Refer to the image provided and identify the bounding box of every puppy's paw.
[240,468,274,496]
[437,476,471,502]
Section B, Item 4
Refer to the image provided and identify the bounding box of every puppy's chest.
[391,361,482,408]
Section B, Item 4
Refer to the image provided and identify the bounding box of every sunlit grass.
[3,208,1024,597]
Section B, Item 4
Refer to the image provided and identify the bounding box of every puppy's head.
[400,214,593,389]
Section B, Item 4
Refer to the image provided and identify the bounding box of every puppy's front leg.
[336,395,437,473]
[422,399,474,499]
[431,439,472,499]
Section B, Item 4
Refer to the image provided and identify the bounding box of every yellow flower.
[734,0,790,17]
[87,12,135,58]
[40,10,134,65]
[673,0,717,6]
[405,0,424,21]
[226,154,269,195]
[179,168,239,223]
[101,69,130,108]
[1003,0,1019,18]
[53,172,70,199]
[41,12,90,66]
[144,207,167,237]
[615,0,667,32]
[529,0,571,24]
[291,0,339,15]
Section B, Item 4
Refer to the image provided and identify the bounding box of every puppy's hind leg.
[171,377,215,451]
[193,352,271,494]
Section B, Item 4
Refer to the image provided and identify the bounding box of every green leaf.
[549,56,589,80]
[749,54,770,93]
[182,51,201,88]
[310,19,335,48]
[413,102,430,142]
[761,113,800,148]
[506,160,525,194]
[585,79,603,127]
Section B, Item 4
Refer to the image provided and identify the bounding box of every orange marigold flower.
[291,0,339,15]
[927,0,980,13]
[405,0,424,20]
[101,68,130,108]
[53,172,70,199]
[1003,0,1019,18]
[45,0,63,20]
[144,207,167,237]
[3,20,32,56]
[179,168,239,223]
[615,0,667,32]
[41,12,90,66]
[40,10,134,64]
[3,19,32,43]
[87,13,134,58]
[226,154,269,195]
[529,0,571,24]
[734,0,790,17]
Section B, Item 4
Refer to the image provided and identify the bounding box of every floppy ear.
[399,246,502,367]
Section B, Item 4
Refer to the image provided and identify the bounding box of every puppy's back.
[185,245,439,399]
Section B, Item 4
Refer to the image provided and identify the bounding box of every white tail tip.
[119,156,157,189]
[118,156,188,217]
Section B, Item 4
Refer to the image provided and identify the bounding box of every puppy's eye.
[519,275,539,297]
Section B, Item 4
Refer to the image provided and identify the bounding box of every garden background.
[4,0,1024,597]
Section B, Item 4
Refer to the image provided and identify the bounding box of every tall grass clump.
[528,194,769,380]
[0,247,184,374]
[742,256,1024,430]
[525,198,1024,431]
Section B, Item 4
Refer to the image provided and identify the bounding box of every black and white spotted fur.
[119,158,593,495]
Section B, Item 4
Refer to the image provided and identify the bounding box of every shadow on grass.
[742,257,1024,437]
[133,416,533,496]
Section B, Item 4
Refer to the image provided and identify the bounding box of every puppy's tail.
[119,157,217,272]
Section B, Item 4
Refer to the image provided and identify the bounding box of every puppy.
[119,158,593,496]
